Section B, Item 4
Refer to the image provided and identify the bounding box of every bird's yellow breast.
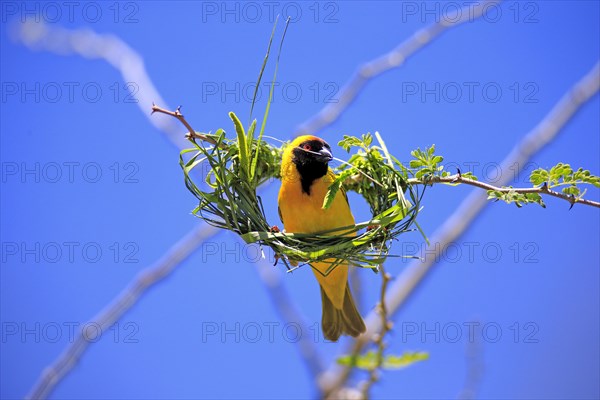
[277,138,356,309]
[278,171,355,234]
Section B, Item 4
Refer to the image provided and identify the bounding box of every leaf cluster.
[531,163,600,197]
[488,163,599,207]
[180,125,281,237]
[409,145,444,180]
[487,189,545,208]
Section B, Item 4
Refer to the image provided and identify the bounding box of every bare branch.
[408,174,600,208]
[295,0,501,136]
[150,104,199,141]
[320,61,600,395]
[26,225,219,400]
[359,269,392,398]
[151,104,226,147]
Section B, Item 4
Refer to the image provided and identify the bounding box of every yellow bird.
[278,135,366,341]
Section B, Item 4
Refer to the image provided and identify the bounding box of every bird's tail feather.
[320,284,366,342]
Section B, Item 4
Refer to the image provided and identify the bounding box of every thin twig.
[407,174,600,208]
[295,0,501,136]
[359,268,392,398]
[151,104,225,147]
[320,61,600,396]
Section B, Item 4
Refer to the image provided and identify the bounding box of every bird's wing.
[278,205,284,224]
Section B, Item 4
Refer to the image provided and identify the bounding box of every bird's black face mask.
[292,139,333,195]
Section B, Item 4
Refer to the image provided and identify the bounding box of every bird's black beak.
[315,147,333,163]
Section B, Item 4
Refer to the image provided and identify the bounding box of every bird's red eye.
[303,144,312,151]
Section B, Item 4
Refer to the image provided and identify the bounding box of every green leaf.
[247,118,257,148]
[258,17,290,143]
[410,149,423,160]
[249,17,279,121]
[562,185,580,196]
[530,168,549,186]
[339,135,364,152]
[247,119,260,181]
[525,192,546,208]
[323,169,354,210]
[383,352,430,369]
[230,111,248,177]
[461,171,477,181]
[336,351,429,371]
[427,144,435,157]
[415,169,429,180]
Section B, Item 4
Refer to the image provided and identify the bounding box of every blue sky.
[1,1,599,399]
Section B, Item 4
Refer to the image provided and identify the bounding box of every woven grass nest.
[180,113,424,274]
